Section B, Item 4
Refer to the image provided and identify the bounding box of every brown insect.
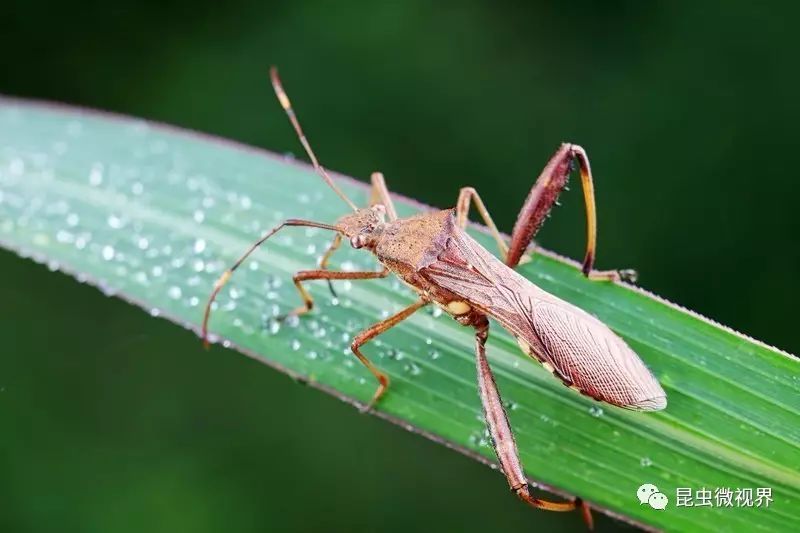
[202,68,667,528]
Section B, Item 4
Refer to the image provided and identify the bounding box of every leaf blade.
[0,98,797,532]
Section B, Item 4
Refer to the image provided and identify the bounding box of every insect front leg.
[202,218,343,347]
[323,173,396,298]
[369,172,398,221]
[319,234,343,297]
[506,144,636,283]
[473,315,593,528]
[351,298,428,412]
[280,267,390,320]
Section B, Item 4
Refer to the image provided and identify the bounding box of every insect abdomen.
[523,300,666,411]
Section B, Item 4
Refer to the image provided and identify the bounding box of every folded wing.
[420,217,666,411]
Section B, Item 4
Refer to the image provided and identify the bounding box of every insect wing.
[421,220,666,411]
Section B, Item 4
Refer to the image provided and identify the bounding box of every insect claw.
[618,268,638,283]
[576,498,594,530]
[326,279,338,299]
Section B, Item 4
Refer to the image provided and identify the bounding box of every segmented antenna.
[270,67,358,212]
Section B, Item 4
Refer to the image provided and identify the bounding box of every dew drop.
[640,457,653,467]
[107,214,124,229]
[167,286,182,299]
[404,362,422,376]
[228,287,243,300]
[56,230,74,244]
[89,163,104,186]
[290,339,301,351]
[589,406,604,418]
[66,213,80,227]
[193,238,207,254]
[101,245,115,261]
[193,210,205,223]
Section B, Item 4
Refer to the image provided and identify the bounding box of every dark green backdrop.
[1,2,797,532]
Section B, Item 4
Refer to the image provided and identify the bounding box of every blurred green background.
[1,2,798,532]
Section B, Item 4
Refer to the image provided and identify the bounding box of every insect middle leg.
[455,186,510,261]
[319,234,343,297]
[505,143,636,282]
[351,298,428,412]
[280,267,390,320]
[472,314,593,528]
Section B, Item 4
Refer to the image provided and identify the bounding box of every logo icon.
[638,483,668,510]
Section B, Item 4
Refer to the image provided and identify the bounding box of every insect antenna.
[270,67,358,212]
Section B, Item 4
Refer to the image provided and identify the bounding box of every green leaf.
[1,98,797,532]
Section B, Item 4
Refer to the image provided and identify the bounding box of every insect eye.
[350,235,366,249]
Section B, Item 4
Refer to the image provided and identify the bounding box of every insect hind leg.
[506,144,636,283]
[473,315,593,528]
